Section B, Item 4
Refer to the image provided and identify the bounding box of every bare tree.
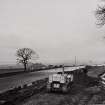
[16,48,38,71]
[95,5,105,26]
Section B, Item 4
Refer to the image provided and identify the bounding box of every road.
[0,66,84,93]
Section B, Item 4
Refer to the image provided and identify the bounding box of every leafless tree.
[16,48,38,71]
[95,5,105,26]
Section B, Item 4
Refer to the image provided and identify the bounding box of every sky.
[0,0,105,65]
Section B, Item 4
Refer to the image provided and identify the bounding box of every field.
[20,85,105,105]
[1,66,105,105]
[17,66,105,105]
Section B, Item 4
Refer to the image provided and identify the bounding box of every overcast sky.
[0,0,105,65]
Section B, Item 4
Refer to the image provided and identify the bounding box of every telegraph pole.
[75,56,76,67]
[62,64,64,74]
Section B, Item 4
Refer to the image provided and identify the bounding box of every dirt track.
[20,83,105,105]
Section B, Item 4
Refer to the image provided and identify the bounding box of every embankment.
[0,78,48,105]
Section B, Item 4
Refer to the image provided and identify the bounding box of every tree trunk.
[24,63,27,71]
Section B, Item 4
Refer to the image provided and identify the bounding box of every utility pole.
[62,64,64,74]
[75,56,77,67]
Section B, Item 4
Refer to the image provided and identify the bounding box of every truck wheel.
[62,86,68,93]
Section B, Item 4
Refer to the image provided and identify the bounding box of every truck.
[46,67,74,93]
